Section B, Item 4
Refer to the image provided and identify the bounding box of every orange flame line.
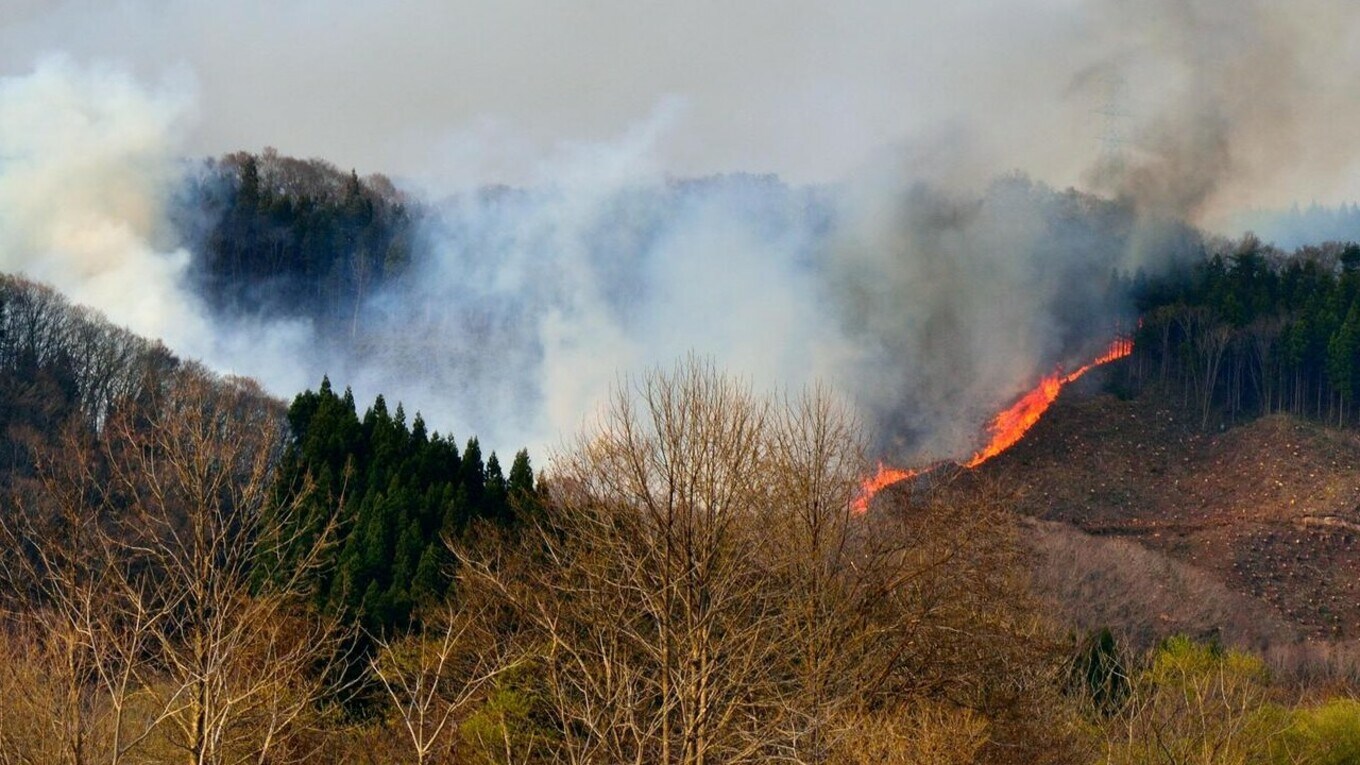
[850,337,1132,514]
[851,464,921,514]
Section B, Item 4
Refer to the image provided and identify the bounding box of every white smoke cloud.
[341,108,850,452]
[0,57,317,396]
[0,56,204,346]
[4,0,1358,462]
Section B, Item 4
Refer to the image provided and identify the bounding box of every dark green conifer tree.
[266,380,536,632]
[507,448,540,519]
[485,453,508,523]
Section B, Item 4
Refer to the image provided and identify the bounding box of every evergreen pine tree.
[266,379,536,631]
[461,437,486,509]
[411,543,446,606]
[507,448,539,519]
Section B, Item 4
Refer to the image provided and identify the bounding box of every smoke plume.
[0,57,203,347]
[0,57,319,397]
[2,0,1359,461]
[1079,0,1360,223]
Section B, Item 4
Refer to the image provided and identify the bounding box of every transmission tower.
[1093,72,1129,175]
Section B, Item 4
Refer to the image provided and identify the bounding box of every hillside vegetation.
[0,310,1355,761]
[2,148,1359,761]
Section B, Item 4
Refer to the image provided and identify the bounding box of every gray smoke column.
[1079,0,1360,224]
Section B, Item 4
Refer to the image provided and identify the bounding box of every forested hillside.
[1130,236,1360,427]
[2,151,1359,760]
[1,309,1355,761]
[177,148,420,324]
[0,320,1084,761]
[0,274,186,480]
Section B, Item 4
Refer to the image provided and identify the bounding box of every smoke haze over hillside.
[2,1,1359,459]
[5,0,1360,209]
[0,58,319,397]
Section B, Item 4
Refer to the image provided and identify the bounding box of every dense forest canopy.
[266,378,539,633]
[176,148,421,325]
[1129,235,1360,428]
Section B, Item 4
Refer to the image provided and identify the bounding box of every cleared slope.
[962,369,1360,645]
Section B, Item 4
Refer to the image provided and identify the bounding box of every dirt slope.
[965,371,1360,643]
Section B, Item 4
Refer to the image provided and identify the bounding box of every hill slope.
[966,366,1360,648]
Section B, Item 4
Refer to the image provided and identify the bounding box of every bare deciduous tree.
[1100,638,1293,765]
[368,600,522,765]
[0,366,351,765]
[458,358,1068,765]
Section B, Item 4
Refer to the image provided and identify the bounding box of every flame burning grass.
[962,337,1133,468]
[851,336,1133,513]
[850,464,922,514]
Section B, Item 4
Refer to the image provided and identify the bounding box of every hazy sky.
[0,1,1125,189]
[5,0,1360,213]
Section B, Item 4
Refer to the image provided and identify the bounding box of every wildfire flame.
[850,464,921,514]
[851,336,1133,513]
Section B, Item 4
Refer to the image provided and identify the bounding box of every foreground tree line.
[0,353,1060,763]
[0,275,1355,762]
[0,358,1354,762]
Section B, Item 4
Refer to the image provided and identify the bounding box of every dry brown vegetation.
[970,373,1360,661]
[0,366,351,765]
[449,359,1079,764]
[2,353,1357,763]
[0,356,1083,764]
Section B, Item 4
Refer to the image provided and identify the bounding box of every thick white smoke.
[347,158,851,452]
[4,0,1359,462]
[0,57,205,347]
[0,57,317,396]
